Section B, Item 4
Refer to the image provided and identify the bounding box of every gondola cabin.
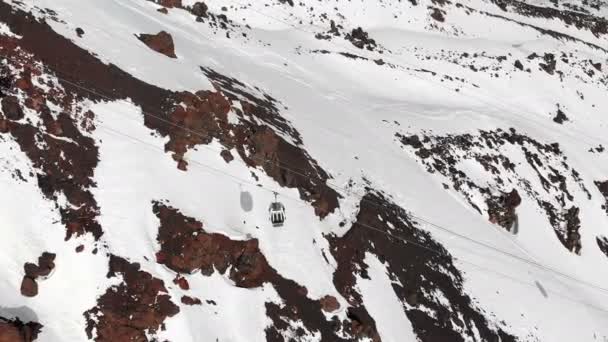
[269,201,286,227]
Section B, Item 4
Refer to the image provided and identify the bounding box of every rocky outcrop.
[344,27,378,51]
[84,256,180,341]
[20,252,55,297]
[397,128,589,253]
[0,2,338,219]
[136,31,177,58]
[153,201,380,341]
[597,236,608,258]
[327,192,517,342]
[596,180,608,214]
[487,189,521,231]
[0,317,42,342]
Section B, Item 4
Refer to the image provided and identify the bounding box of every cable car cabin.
[269,201,286,227]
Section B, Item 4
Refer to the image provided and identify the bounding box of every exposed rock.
[173,276,189,290]
[514,59,524,70]
[220,149,234,163]
[157,7,168,14]
[319,295,340,313]
[397,128,589,253]
[136,31,177,58]
[344,27,377,51]
[20,277,38,298]
[490,0,608,37]
[430,7,446,21]
[553,108,569,124]
[0,317,42,342]
[597,236,608,258]
[539,53,556,74]
[191,2,208,17]
[20,252,55,297]
[158,0,182,8]
[327,193,517,341]
[75,27,84,37]
[1,96,24,120]
[153,201,379,341]
[84,255,180,341]
[564,207,582,254]
[0,29,102,240]
[487,189,521,231]
[596,180,608,214]
[181,296,202,305]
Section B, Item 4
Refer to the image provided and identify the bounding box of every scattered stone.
[220,149,234,163]
[344,27,377,51]
[191,2,208,17]
[75,27,84,38]
[514,59,524,70]
[136,31,177,58]
[553,108,569,124]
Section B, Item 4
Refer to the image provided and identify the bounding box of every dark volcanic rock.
[181,295,202,305]
[397,128,589,254]
[345,27,377,51]
[0,317,42,342]
[20,277,38,298]
[20,252,55,297]
[1,96,24,120]
[0,0,337,233]
[137,31,177,58]
[328,193,517,342]
[191,2,208,17]
[596,180,608,214]
[153,201,379,341]
[553,108,569,124]
[487,189,521,231]
[158,0,182,8]
[84,255,180,342]
[597,236,608,258]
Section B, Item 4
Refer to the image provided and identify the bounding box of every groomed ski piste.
[1,0,608,341]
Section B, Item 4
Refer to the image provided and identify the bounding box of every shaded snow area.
[1,0,608,341]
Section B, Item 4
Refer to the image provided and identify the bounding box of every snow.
[357,253,418,342]
[2,0,608,340]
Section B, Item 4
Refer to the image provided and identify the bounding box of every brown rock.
[320,295,340,313]
[220,149,234,163]
[20,277,37,297]
[173,276,189,290]
[181,295,202,305]
[137,31,177,58]
[84,255,180,341]
[0,322,22,342]
[75,245,84,253]
[159,0,182,8]
[157,7,168,14]
[1,96,23,120]
[0,318,42,342]
[191,2,208,17]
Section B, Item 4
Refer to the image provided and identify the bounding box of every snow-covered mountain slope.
[1,0,608,341]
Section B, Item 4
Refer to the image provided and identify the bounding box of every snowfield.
[1,0,608,341]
